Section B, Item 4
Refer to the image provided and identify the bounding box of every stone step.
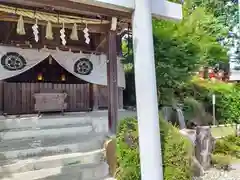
[0,122,93,134]
[0,116,93,131]
[0,126,93,141]
[0,132,105,152]
[0,134,105,160]
[0,149,105,175]
[1,162,109,180]
[0,113,109,132]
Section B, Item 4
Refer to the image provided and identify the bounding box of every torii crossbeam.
[69,0,182,20]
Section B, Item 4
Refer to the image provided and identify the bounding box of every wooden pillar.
[107,30,118,134]
[92,84,99,110]
[0,81,3,113]
[118,88,124,109]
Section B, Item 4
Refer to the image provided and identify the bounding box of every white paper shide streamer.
[32,19,39,42]
[70,23,79,41]
[17,15,26,35]
[60,23,66,46]
[83,24,90,44]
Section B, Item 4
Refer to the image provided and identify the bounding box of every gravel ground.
[193,166,240,180]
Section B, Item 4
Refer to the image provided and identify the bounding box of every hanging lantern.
[17,15,26,35]
[61,74,66,81]
[37,73,43,81]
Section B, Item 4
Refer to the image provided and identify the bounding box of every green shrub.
[116,117,193,180]
[183,97,213,126]
[213,135,240,159]
[224,135,240,146]
[211,153,232,170]
[181,77,240,124]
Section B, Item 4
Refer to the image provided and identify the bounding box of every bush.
[116,117,193,180]
[213,135,240,159]
[181,77,240,124]
[183,97,213,126]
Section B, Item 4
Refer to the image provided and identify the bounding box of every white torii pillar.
[74,0,182,180]
[132,1,163,179]
[132,3,181,180]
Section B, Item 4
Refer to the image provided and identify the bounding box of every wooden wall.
[1,82,124,115]
[3,82,90,114]
[93,85,123,110]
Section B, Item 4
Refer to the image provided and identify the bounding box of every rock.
[104,138,117,177]
[179,129,196,145]
[192,156,205,177]
[180,129,205,177]
[195,126,215,170]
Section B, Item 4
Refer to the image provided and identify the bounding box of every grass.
[210,126,236,138]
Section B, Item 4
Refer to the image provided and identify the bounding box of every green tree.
[123,2,228,106]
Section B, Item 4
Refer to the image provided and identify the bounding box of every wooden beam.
[0,0,131,18]
[70,0,133,12]
[0,14,109,33]
[107,30,118,133]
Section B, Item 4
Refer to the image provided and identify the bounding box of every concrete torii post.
[75,0,182,180]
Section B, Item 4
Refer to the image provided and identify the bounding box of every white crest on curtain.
[0,46,49,80]
[0,46,126,88]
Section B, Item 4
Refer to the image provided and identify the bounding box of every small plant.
[214,135,240,158]
[211,154,232,170]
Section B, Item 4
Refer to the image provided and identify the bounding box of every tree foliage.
[123,1,229,106]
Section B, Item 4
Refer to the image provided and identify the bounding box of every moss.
[116,117,193,180]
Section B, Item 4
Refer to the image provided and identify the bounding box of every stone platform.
[0,110,136,180]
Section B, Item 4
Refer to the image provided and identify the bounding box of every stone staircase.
[0,113,111,180]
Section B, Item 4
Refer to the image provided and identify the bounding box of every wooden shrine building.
[0,2,126,123]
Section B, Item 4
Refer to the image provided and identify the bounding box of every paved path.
[193,163,240,180]
[231,163,240,170]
